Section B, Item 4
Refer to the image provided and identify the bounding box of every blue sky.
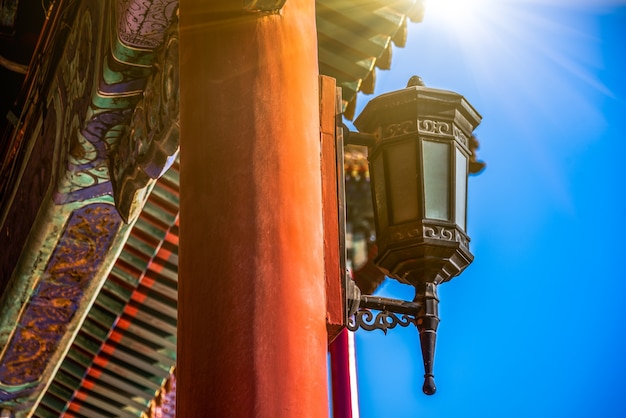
[352,1,626,417]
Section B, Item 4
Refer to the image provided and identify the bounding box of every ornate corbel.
[110,21,180,223]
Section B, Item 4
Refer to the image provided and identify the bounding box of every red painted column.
[178,1,328,417]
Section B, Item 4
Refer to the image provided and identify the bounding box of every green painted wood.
[318,0,404,34]
[74,390,139,418]
[133,217,168,241]
[64,350,92,371]
[116,250,150,273]
[44,383,74,405]
[146,259,178,282]
[142,279,177,302]
[73,334,102,356]
[161,164,180,183]
[141,200,177,225]
[81,381,148,412]
[135,291,177,319]
[113,334,175,364]
[109,265,141,287]
[129,309,177,336]
[317,17,386,57]
[125,234,160,259]
[33,405,61,418]
[66,401,117,418]
[149,183,180,207]
[319,45,375,81]
[81,316,114,340]
[92,293,126,317]
[101,280,133,301]
[94,372,155,402]
[116,321,176,351]
[90,360,161,392]
[53,370,82,391]
[103,347,171,379]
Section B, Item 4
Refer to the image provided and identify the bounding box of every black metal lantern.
[345,77,481,395]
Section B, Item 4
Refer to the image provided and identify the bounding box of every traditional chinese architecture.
[0,0,427,416]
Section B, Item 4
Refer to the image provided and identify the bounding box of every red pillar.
[178,1,328,417]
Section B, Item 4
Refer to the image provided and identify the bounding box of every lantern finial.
[406,75,425,87]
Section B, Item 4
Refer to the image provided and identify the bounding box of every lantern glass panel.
[387,140,419,224]
[455,148,468,230]
[422,140,450,221]
[372,152,388,232]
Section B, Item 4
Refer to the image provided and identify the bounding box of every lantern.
[348,76,482,394]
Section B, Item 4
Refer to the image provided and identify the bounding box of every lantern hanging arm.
[346,279,440,395]
[342,123,376,147]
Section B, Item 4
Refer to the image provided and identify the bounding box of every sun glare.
[417,0,613,212]
[420,0,609,123]
[424,0,492,32]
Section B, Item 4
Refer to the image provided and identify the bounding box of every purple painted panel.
[0,203,121,388]
[117,0,178,48]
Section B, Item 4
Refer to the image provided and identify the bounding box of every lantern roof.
[354,84,482,134]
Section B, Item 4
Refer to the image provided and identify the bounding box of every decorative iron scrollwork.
[384,120,415,138]
[423,225,454,240]
[346,280,419,334]
[418,119,450,135]
[347,309,414,334]
[345,281,442,396]
[453,125,469,146]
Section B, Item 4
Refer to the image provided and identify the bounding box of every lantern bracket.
[342,124,376,147]
[346,279,421,334]
[344,277,440,395]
